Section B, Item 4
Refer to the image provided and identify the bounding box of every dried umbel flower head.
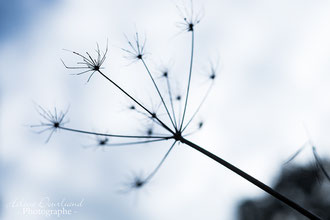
[83,135,110,151]
[35,2,209,189]
[122,32,146,63]
[119,172,147,194]
[31,105,69,143]
[61,41,108,82]
[32,1,322,219]
[176,0,204,32]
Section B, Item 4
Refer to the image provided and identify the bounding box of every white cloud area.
[1,0,330,219]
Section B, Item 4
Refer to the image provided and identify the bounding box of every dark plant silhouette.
[284,135,330,183]
[238,161,330,220]
[32,1,322,219]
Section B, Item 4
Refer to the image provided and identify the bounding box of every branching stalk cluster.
[32,3,325,219]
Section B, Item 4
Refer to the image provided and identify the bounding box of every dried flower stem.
[182,80,214,132]
[96,70,174,135]
[144,141,177,183]
[141,58,177,130]
[59,126,172,139]
[180,30,194,130]
[164,74,178,128]
[179,137,321,220]
[48,5,322,218]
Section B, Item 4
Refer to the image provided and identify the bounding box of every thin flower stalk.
[179,30,194,131]
[163,71,178,129]
[140,58,177,130]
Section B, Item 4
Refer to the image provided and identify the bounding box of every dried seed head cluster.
[31,105,69,143]
[176,0,204,32]
[119,172,148,194]
[130,175,146,190]
[33,1,213,191]
[31,3,325,218]
[122,32,146,63]
[61,41,108,82]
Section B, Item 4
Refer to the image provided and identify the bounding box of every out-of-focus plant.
[238,160,330,220]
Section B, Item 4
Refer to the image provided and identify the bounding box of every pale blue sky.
[1,0,330,219]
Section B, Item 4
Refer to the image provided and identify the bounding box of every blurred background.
[1,0,330,219]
